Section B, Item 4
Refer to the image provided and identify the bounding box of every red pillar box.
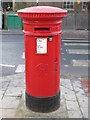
[18,6,67,112]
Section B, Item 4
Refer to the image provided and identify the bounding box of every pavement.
[0,73,89,119]
[0,29,89,119]
[0,29,88,39]
[61,30,88,39]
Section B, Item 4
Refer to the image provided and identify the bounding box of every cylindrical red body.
[18,6,67,112]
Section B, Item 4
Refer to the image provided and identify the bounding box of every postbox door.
[25,34,61,97]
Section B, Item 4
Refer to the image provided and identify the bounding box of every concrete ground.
[0,73,89,119]
[0,30,88,39]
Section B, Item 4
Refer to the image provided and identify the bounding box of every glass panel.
[67,4,69,8]
[84,2,86,4]
[71,5,73,9]
[83,2,87,9]
[71,2,73,5]
[64,1,74,9]
[83,5,85,9]
[64,4,66,8]
[67,2,70,4]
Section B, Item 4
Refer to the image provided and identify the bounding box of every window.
[82,2,87,10]
[63,0,74,10]
[2,2,12,11]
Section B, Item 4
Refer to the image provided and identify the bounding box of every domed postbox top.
[18,6,67,19]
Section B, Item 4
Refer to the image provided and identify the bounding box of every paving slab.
[16,93,68,118]
[0,81,9,91]
[68,110,83,118]
[61,86,75,94]
[0,73,24,82]
[9,78,25,87]
[80,107,88,118]
[60,79,74,91]
[78,99,88,108]
[0,74,88,119]
[0,109,2,119]
[66,100,80,111]
[0,91,3,100]
[5,87,24,97]
[1,96,21,109]
[1,109,17,118]
[0,76,11,83]
[72,80,82,87]
[64,93,77,101]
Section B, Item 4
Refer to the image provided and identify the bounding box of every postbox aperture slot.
[35,28,50,31]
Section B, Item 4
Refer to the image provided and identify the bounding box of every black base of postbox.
[26,92,60,112]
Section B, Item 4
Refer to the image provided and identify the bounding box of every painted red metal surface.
[18,6,67,98]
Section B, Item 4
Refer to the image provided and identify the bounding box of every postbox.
[18,6,67,112]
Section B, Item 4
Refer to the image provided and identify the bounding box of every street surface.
[0,31,89,80]
[1,34,24,76]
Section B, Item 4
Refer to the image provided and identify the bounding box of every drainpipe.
[13,0,15,10]
[36,0,38,6]
[0,0,2,29]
